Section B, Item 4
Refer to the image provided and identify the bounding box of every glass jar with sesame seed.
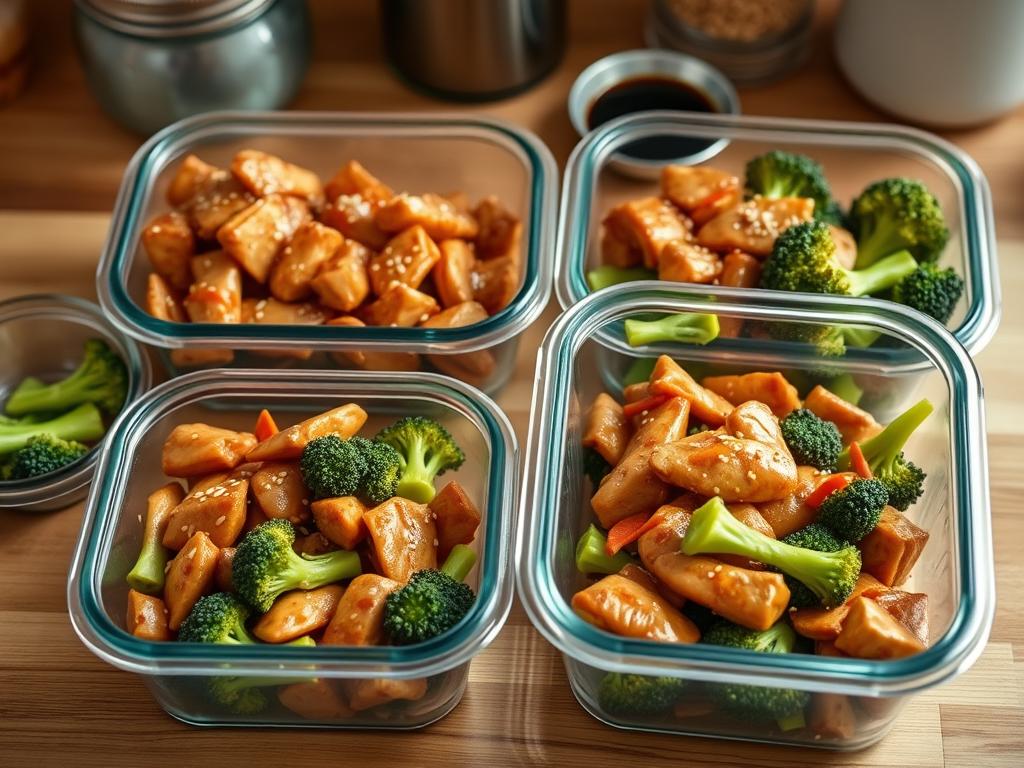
[646,0,813,86]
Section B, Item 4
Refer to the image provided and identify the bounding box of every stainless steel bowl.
[568,49,740,179]
[0,295,151,512]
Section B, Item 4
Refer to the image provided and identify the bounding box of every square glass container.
[517,282,993,749]
[68,369,517,728]
[556,111,999,357]
[96,111,557,394]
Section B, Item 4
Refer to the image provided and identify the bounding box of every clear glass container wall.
[557,112,999,357]
[97,111,557,394]
[517,283,993,749]
[69,370,517,728]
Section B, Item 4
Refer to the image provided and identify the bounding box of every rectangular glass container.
[68,369,517,728]
[556,111,999,356]
[517,282,993,749]
[96,111,557,394]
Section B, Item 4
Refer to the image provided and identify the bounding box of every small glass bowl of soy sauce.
[569,49,740,178]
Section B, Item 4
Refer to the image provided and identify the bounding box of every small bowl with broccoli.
[0,293,150,512]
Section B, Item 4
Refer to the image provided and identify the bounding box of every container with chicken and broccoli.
[68,369,517,728]
[517,282,994,749]
[96,111,556,394]
[556,111,999,359]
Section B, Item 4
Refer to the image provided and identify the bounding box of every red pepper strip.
[254,408,279,442]
[806,474,851,509]
[622,394,669,419]
[849,441,873,479]
[606,512,659,556]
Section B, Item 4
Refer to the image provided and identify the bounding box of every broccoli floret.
[575,524,635,575]
[583,447,611,487]
[681,497,861,608]
[298,435,366,500]
[624,313,720,347]
[850,178,949,268]
[891,263,964,324]
[178,592,256,644]
[780,409,842,471]
[761,220,919,297]
[702,620,809,726]
[353,436,402,504]
[586,265,656,292]
[6,433,90,479]
[0,402,105,456]
[817,199,847,227]
[206,651,316,715]
[598,673,688,717]
[383,544,477,645]
[232,519,362,612]
[780,523,849,608]
[4,339,127,417]
[817,478,889,542]
[842,326,882,349]
[744,150,835,223]
[838,399,932,511]
[374,416,465,504]
[766,320,847,360]
[622,357,657,387]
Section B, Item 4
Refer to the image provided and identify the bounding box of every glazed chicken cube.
[873,590,929,645]
[363,283,439,327]
[834,596,926,659]
[600,229,641,268]
[217,194,310,283]
[696,196,814,257]
[321,193,390,249]
[420,301,496,383]
[369,225,442,295]
[428,481,482,561]
[141,211,195,290]
[717,250,762,337]
[231,149,324,204]
[247,403,367,461]
[473,196,522,260]
[376,192,479,240]
[472,254,519,315]
[362,497,438,583]
[269,221,344,302]
[169,348,236,368]
[803,385,882,445]
[790,573,888,641]
[661,165,741,220]
[145,273,187,323]
[325,316,422,372]
[701,371,801,418]
[311,495,368,550]
[603,196,692,269]
[756,466,844,538]
[252,585,344,644]
[250,461,311,525]
[311,240,372,312]
[591,397,690,528]
[242,297,330,326]
[126,590,171,642]
[650,400,799,503]
[657,240,722,284]
[648,355,734,427]
[434,239,475,307]
[161,423,257,478]
[324,160,394,204]
[185,169,256,239]
[571,573,700,642]
[582,392,629,466]
[858,506,929,587]
[830,225,858,270]
[166,153,217,208]
[162,470,250,549]
[277,680,354,721]
[185,252,242,324]
[343,678,428,711]
[809,693,857,741]
[163,530,220,630]
[322,573,400,646]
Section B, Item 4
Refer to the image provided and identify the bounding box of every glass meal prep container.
[0,294,150,513]
[517,282,994,749]
[96,111,557,395]
[556,111,1000,358]
[68,369,517,728]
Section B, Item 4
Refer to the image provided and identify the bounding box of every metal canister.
[380,0,566,101]
[73,0,311,135]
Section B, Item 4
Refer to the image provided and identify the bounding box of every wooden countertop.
[1,2,1021,766]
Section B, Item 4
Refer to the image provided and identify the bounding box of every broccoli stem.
[823,373,863,406]
[776,710,806,731]
[279,549,362,593]
[396,432,440,503]
[622,357,657,387]
[440,544,477,583]
[844,250,918,296]
[855,217,912,269]
[586,265,657,292]
[575,524,635,575]
[624,313,720,347]
[126,538,169,594]
[838,398,933,471]
[842,326,882,349]
[0,403,105,455]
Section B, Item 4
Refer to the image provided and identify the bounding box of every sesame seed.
[191,432,199,440]
[215,515,226,526]
[713,486,720,494]
[707,571,716,579]
[714,564,722,572]
[433,538,439,547]
[137,514,143,523]
[186,548,196,560]
[180,525,188,531]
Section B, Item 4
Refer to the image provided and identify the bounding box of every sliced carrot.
[849,441,873,479]
[254,408,279,442]
[605,512,653,556]
[806,475,850,509]
[622,394,669,419]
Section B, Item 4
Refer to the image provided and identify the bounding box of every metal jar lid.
[75,0,275,37]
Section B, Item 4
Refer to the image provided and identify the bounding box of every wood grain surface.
[1,1,1022,766]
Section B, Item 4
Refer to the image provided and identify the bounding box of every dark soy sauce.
[587,77,718,160]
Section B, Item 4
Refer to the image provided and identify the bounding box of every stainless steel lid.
[75,0,274,37]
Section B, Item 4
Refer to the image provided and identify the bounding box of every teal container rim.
[516,282,995,697]
[96,110,557,354]
[555,110,1001,357]
[67,368,518,679]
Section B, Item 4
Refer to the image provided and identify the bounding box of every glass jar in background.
[73,0,311,135]
[646,0,813,86]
